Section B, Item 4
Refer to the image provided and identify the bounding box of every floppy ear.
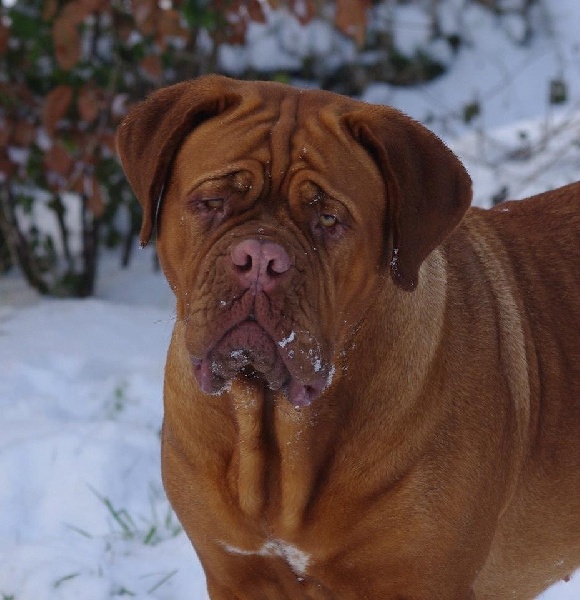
[343,107,472,291]
[115,75,241,246]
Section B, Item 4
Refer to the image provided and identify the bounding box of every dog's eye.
[319,213,338,228]
[204,198,225,210]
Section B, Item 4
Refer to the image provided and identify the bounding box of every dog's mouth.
[190,320,330,407]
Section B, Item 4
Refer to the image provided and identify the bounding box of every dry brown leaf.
[42,0,59,21]
[220,0,266,24]
[77,84,101,124]
[2,82,34,108]
[50,0,93,72]
[53,16,81,70]
[78,0,110,13]
[86,174,106,217]
[158,9,183,37]
[219,9,248,45]
[0,149,16,179]
[212,0,264,44]
[335,0,370,47]
[140,55,163,81]
[12,120,37,147]
[246,0,267,24]
[0,21,9,54]
[157,9,190,48]
[224,21,248,45]
[43,85,74,136]
[0,119,12,146]
[70,171,85,195]
[133,0,158,36]
[44,143,74,177]
[61,0,93,25]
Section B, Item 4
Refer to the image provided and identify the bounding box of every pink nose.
[230,239,292,291]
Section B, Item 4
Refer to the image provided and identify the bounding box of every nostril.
[231,239,260,274]
[267,258,285,277]
[263,245,292,276]
[237,254,253,273]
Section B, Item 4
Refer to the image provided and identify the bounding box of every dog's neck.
[223,376,341,532]
[163,250,449,540]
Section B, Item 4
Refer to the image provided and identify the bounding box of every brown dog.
[116,75,580,600]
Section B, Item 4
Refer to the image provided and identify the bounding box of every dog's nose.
[230,239,292,291]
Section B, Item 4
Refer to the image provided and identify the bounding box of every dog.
[116,74,580,599]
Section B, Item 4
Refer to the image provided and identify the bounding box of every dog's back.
[463,183,580,598]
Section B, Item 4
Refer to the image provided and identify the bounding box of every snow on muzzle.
[190,321,330,407]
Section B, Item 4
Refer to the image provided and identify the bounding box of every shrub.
[0,0,218,296]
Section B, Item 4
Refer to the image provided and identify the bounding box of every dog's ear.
[343,107,472,291]
[115,75,241,246]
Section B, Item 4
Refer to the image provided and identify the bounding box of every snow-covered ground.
[2,1,580,598]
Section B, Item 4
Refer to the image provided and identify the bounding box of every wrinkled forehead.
[170,88,384,204]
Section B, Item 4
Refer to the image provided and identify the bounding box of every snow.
[220,539,311,576]
[2,1,580,598]
[362,0,580,140]
[0,266,210,599]
[218,0,580,145]
[219,9,356,76]
[278,330,296,348]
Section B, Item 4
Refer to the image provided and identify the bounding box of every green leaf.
[463,101,481,124]
[549,78,567,105]
[182,0,218,29]
[8,10,39,39]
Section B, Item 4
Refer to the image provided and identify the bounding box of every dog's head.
[116,75,471,406]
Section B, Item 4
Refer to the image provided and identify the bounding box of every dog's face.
[157,98,388,406]
[116,75,472,406]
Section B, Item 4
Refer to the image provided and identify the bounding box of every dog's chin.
[190,321,327,407]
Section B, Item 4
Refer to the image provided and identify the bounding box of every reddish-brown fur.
[116,75,580,599]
